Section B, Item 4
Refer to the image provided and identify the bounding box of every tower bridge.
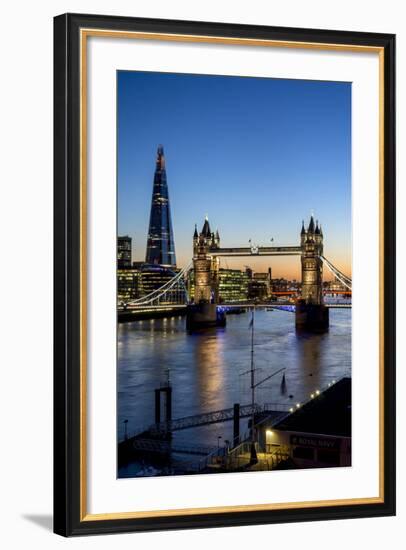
[189,215,332,331]
[120,215,351,331]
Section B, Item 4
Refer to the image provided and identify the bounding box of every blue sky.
[117,71,351,279]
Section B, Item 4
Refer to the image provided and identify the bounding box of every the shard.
[145,145,177,267]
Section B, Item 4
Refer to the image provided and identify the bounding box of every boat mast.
[250,306,258,464]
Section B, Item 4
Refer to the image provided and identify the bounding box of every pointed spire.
[193,224,198,239]
[216,229,220,240]
[315,220,320,234]
[308,215,315,233]
[301,220,306,235]
[145,144,176,266]
[201,215,211,237]
[319,224,323,236]
[156,144,165,170]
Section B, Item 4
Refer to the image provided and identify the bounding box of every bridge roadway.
[209,246,301,257]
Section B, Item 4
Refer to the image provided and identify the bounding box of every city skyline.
[118,71,351,280]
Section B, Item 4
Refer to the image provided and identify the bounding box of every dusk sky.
[117,71,351,280]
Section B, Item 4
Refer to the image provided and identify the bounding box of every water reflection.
[192,329,225,411]
[117,309,351,448]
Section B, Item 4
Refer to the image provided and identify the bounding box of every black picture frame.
[54,12,396,536]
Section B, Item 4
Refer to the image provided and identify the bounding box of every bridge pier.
[186,303,226,330]
[295,300,329,332]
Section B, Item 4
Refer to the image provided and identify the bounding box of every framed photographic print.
[54,13,396,536]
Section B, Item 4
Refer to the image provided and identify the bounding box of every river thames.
[117,308,351,476]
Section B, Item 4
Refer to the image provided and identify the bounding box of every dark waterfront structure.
[257,378,351,469]
[117,235,132,268]
[145,146,177,267]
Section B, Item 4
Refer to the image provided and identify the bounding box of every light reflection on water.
[117,309,351,452]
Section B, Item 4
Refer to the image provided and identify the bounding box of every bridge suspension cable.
[125,261,193,307]
[320,256,352,291]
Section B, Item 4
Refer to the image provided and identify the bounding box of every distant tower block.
[296,216,329,331]
[145,145,177,267]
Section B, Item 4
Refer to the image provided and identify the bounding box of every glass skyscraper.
[145,145,176,267]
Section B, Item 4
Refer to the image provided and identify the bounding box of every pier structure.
[118,400,289,470]
[118,375,289,469]
[118,377,350,474]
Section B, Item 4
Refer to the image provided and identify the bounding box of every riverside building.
[218,269,249,303]
[117,235,132,269]
[117,268,140,304]
[257,377,351,469]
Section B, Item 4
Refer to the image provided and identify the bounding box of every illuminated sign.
[290,434,340,450]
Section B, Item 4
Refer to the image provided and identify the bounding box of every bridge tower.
[187,217,225,330]
[301,216,324,304]
[193,217,213,303]
[296,216,329,331]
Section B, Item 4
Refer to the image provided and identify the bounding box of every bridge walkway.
[150,404,289,433]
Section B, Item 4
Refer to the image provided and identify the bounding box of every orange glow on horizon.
[176,253,351,282]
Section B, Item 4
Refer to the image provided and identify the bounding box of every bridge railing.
[320,256,352,291]
[262,403,294,413]
[224,442,291,471]
[150,403,264,433]
[123,261,192,307]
